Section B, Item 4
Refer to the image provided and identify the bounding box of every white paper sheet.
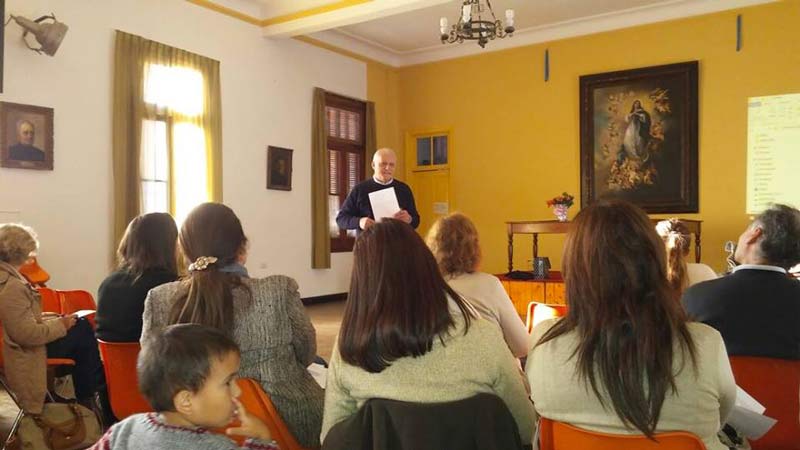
[727,386,777,440]
[307,363,327,388]
[736,386,766,414]
[368,187,401,222]
[73,309,96,318]
[727,406,777,440]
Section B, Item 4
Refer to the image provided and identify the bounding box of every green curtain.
[112,31,222,256]
[365,101,376,177]
[311,87,330,269]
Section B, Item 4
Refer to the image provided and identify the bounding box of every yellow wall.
[367,63,404,176]
[386,0,800,274]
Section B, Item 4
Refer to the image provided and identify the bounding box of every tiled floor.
[0,300,345,444]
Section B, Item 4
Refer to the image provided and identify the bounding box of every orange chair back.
[229,378,317,450]
[96,340,152,420]
[59,290,97,328]
[729,356,800,450]
[526,302,568,333]
[36,287,63,314]
[18,257,49,287]
[538,417,706,450]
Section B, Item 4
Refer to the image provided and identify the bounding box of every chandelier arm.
[486,0,498,21]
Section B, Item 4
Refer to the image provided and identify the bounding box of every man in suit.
[682,204,800,360]
[8,120,45,162]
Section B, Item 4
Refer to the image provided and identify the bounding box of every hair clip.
[188,256,218,272]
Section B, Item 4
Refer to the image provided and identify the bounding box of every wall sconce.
[9,14,68,56]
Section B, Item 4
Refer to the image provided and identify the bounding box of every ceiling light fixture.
[440,0,514,48]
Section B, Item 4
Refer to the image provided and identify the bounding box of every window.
[140,64,209,226]
[326,93,366,252]
[416,135,448,167]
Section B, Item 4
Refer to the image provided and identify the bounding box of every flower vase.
[553,204,569,222]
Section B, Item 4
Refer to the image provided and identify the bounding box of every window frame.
[325,93,366,253]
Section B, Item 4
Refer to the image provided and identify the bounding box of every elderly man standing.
[336,148,420,232]
[682,204,800,360]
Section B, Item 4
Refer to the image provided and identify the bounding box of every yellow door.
[410,168,450,237]
[405,131,451,237]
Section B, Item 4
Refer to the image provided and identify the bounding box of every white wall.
[0,0,364,297]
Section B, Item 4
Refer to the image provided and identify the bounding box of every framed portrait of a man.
[580,61,698,213]
[267,146,293,191]
[0,102,54,170]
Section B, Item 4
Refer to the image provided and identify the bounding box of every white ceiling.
[337,0,667,54]
[204,0,778,66]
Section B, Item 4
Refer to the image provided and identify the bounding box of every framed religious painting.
[580,61,698,213]
[0,102,54,170]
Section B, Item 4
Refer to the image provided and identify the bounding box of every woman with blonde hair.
[527,200,735,450]
[426,213,529,357]
[141,203,323,447]
[0,224,107,416]
[655,218,717,291]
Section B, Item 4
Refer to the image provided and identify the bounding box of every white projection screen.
[746,93,800,214]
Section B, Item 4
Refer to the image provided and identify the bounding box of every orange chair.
[526,302,568,333]
[36,287,63,314]
[729,356,800,450]
[96,340,152,420]
[18,257,50,287]
[224,378,317,450]
[538,417,706,450]
[59,290,97,328]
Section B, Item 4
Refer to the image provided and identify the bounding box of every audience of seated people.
[682,203,800,360]
[656,218,718,291]
[0,224,111,419]
[526,200,736,450]
[426,212,529,357]
[321,219,535,445]
[6,199,800,449]
[139,202,323,447]
[90,324,278,450]
[96,212,179,342]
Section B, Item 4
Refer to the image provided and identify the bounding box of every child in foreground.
[90,324,279,450]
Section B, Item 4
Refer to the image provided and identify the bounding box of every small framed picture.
[0,101,54,170]
[267,146,293,191]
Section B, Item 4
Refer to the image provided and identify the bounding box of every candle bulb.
[440,17,448,34]
[505,9,514,27]
[462,4,471,22]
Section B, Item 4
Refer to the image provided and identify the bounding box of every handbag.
[15,402,102,450]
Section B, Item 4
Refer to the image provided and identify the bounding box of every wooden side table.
[505,218,702,272]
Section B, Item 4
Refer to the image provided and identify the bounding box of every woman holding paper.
[526,200,736,450]
[0,223,108,416]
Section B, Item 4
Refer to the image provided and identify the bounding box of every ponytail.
[169,269,245,335]
[665,234,689,292]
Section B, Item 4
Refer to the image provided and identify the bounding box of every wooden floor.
[0,300,346,442]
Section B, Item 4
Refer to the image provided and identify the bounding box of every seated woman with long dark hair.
[96,212,179,342]
[141,203,323,447]
[322,219,535,444]
[526,200,735,450]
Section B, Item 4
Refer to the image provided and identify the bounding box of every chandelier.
[440,0,515,48]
